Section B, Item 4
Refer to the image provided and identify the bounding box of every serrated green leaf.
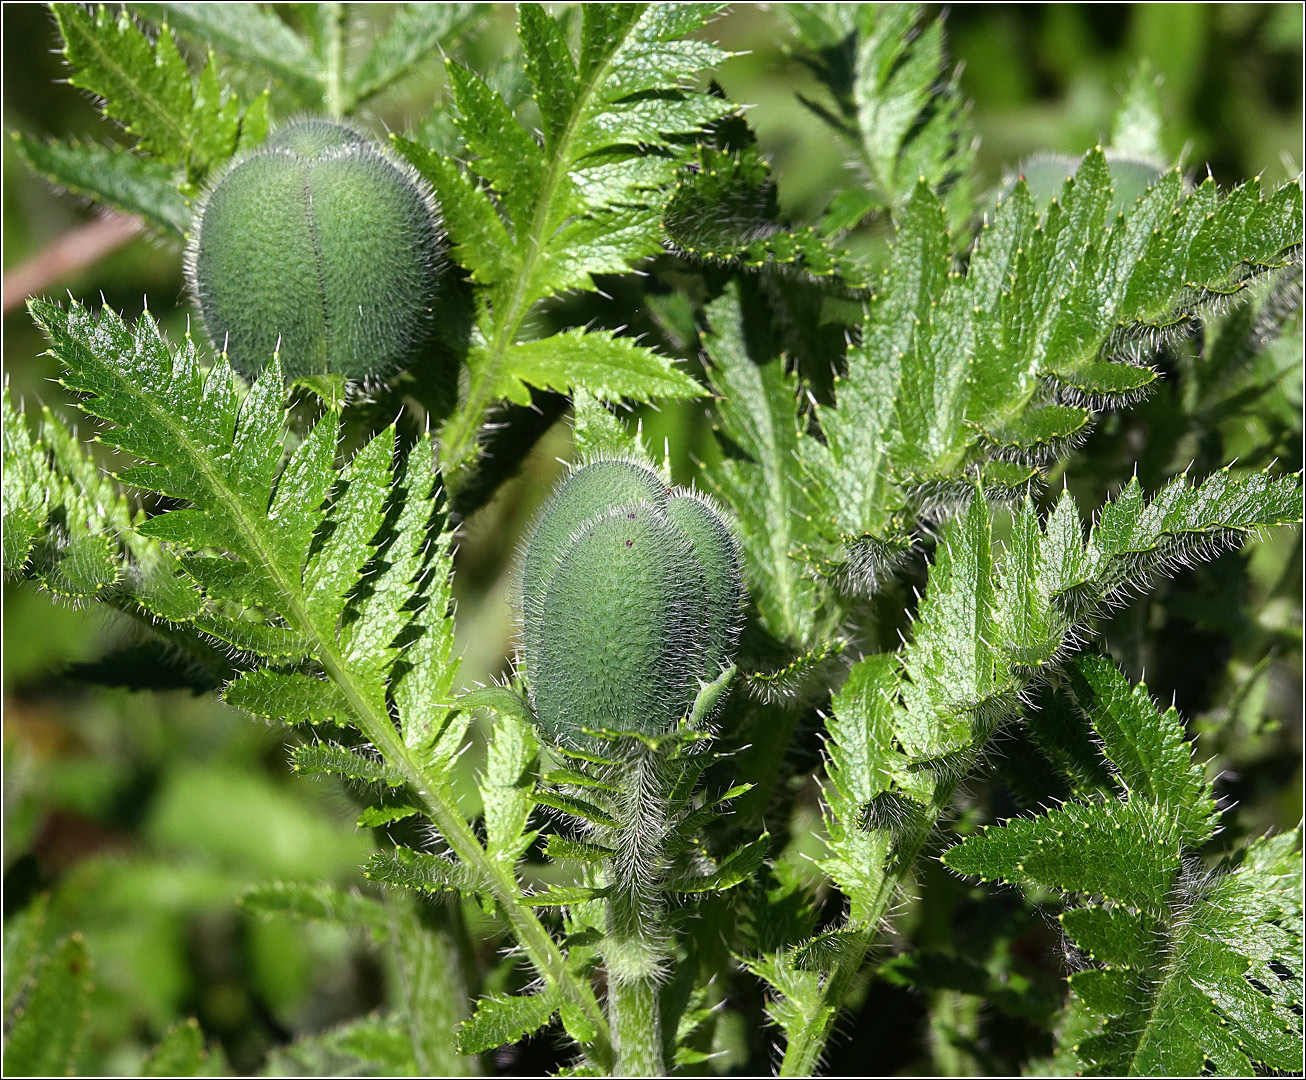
[793,928,875,973]
[9,134,190,233]
[435,2,733,489]
[663,138,873,290]
[1,390,44,575]
[2,933,91,1077]
[4,388,204,621]
[33,530,119,599]
[700,287,824,645]
[1044,357,1159,405]
[543,768,619,792]
[975,405,1094,461]
[742,639,848,703]
[482,714,540,866]
[823,653,904,814]
[491,330,704,407]
[378,443,465,762]
[241,880,390,937]
[533,790,621,830]
[1068,655,1218,846]
[854,10,972,210]
[341,441,446,685]
[20,226,603,1065]
[129,2,321,106]
[445,58,546,231]
[519,3,578,148]
[804,181,951,539]
[459,683,534,725]
[364,848,477,897]
[800,160,1302,557]
[457,990,559,1055]
[1061,829,1304,1075]
[357,804,423,828]
[224,669,353,726]
[54,3,264,184]
[304,429,394,624]
[899,494,1010,758]
[1060,906,1151,969]
[663,833,769,894]
[544,836,615,862]
[351,4,480,105]
[192,614,310,660]
[818,653,913,921]
[944,798,1184,914]
[1074,470,1305,609]
[3,895,51,1019]
[520,885,611,906]
[739,948,828,1065]
[570,390,645,461]
[288,742,406,786]
[394,136,513,288]
[994,499,1069,673]
[141,1018,208,1077]
[558,997,600,1046]
[782,5,973,213]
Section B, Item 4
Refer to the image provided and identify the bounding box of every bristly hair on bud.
[516,455,744,751]
[185,116,446,384]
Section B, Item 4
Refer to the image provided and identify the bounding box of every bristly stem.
[600,746,677,1076]
[607,888,666,1077]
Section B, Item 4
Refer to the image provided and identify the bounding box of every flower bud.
[520,458,743,747]
[187,118,443,381]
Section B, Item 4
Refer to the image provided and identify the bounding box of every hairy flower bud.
[519,458,743,748]
[186,117,444,381]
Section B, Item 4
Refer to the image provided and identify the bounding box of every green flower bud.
[519,458,743,748]
[186,117,444,382]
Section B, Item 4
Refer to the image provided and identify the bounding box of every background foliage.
[3,4,1302,1076]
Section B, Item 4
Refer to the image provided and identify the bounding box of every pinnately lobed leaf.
[519,458,744,748]
[186,117,444,381]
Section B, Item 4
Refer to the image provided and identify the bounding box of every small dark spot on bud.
[628,512,637,518]
[625,539,633,547]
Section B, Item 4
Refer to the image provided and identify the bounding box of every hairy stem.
[347,693,613,1066]
[601,747,677,1076]
[610,964,664,1078]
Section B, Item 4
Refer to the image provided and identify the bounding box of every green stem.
[930,989,981,1077]
[601,747,676,1076]
[610,961,664,1078]
[346,689,613,1065]
[321,2,348,116]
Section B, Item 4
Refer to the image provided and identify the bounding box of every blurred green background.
[3,4,1301,1074]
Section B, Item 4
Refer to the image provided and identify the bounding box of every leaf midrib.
[439,6,649,481]
[84,342,613,1059]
